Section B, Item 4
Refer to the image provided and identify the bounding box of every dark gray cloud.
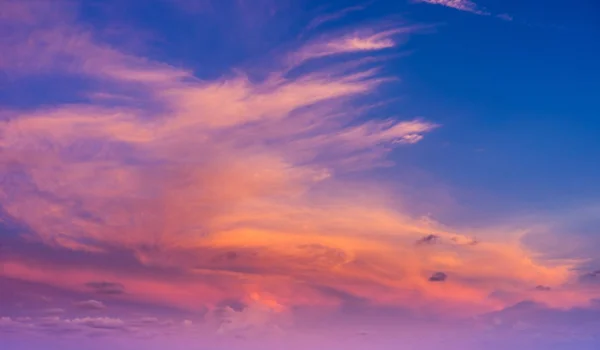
[416,234,439,245]
[535,285,551,291]
[73,300,106,310]
[428,272,447,282]
[85,281,125,295]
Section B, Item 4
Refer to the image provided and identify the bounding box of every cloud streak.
[289,26,418,66]
[73,300,106,311]
[414,0,487,15]
[413,0,514,21]
[85,282,125,295]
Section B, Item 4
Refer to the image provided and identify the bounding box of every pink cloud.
[289,27,418,66]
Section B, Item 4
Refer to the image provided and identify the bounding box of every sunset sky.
[1,0,599,349]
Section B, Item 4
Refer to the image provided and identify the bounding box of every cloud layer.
[0,0,598,348]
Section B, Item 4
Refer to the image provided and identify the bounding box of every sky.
[0,0,599,349]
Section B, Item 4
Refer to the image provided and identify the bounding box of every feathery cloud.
[305,5,367,31]
[413,0,488,15]
[290,27,417,66]
[414,0,516,22]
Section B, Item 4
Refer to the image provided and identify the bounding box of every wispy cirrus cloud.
[413,0,515,22]
[497,13,514,21]
[413,0,488,15]
[305,4,369,31]
[289,26,419,66]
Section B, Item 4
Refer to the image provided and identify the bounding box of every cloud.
[0,1,189,84]
[305,5,368,31]
[0,1,590,335]
[477,300,600,340]
[215,293,288,337]
[0,314,192,338]
[580,270,600,283]
[42,308,66,315]
[0,316,32,334]
[497,13,514,21]
[416,234,439,245]
[521,206,600,273]
[71,317,124,330]
[535,285,551,291]
[85,282,125,295]
[290,26,418,66]
[413,0,488,15]
[451,236,478,245]
[216,299,247,313]
[429,272,448,282]
[413,0,517,22]
[73,300,106,311]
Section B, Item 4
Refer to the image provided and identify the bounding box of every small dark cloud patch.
[416,234,439,245]
[428,272,447,282]
[74,300,106,310]
[535,285,551,291]
[210,251,240,263]
[85,281,125,295]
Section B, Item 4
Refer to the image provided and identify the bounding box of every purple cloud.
[73,300,106,311]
